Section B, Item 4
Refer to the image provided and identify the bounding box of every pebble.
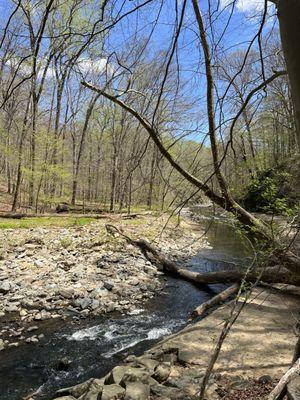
[27,326,39,332]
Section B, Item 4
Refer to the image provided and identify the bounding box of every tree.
[277,0,300,150]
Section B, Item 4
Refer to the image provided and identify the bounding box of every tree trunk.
[105,225,300,286]
[71,94,100,206]
[190,283,240,319]
[278,0,300,150]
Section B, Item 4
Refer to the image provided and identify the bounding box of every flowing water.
[0,208,252,400]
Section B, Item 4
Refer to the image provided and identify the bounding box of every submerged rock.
[55,357,72,371]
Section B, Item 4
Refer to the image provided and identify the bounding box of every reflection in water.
[0,209,251,400]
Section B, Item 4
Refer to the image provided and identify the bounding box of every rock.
[5,303,19,312]
[0,339,5,351]
[101,384,125,400]
[55,357,72,371]
[177,349,200,365]
[152,362,171,383]
[258,375,272,384]
[81,379,104,400]
[59,289,74,299]
[75,297,91,310]
[27,325,39,332]
[56,379,94,398]
[54,397,76,400]
[34,260,44,267]
[120,367,150,387]
[287,376,300,400]
[105,366,128,385]
[150,383,184,399]
[8,342,19,347]
[137,357,159,373]
[0,280,11,294]
[90,299,100,310]
[20,309,28,317]
[104,282,114,291]
[125,382,150,400]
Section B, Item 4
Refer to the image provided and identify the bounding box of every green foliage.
[241,168,297,215]
[0,216,96,229]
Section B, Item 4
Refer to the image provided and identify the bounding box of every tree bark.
[190,284,240,319]
[268,358,300,400]
[277,0,300,150]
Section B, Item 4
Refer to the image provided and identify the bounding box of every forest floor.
[0,212,209,351]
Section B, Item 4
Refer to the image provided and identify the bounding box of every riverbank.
[0,212,209,350]
[50,285,300,400]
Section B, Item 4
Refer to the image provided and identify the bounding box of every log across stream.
[0,208,252,400]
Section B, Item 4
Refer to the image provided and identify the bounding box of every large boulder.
[101,384,125,400]
[152,362,171,383]
[120,367,150,387]
[125,382,150,400]
[56,379,94,398]
[136,356,159,373]
[105,366,129,385]
[80,379,104,400]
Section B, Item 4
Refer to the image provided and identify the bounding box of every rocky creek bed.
[0,214,209,347]
[0,210,252,399]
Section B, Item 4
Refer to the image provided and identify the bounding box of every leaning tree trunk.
[105,225,300,286]
[277,0,300,150]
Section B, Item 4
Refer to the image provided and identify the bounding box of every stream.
[0,208,252,400]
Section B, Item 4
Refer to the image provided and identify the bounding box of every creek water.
[0,208,252,400]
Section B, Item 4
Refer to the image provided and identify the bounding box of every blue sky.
[0,0,280,143]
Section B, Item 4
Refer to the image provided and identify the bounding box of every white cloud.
[221,0,265,13]
[4,56,113,81]
[75,57,115,79]
[76,57,108,74]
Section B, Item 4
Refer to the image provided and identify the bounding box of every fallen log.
[190,283,240,319]
[268,357,300,400]
[0,212,138,220]
[105,224,300,287]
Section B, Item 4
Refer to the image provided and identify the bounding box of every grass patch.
[0,216,97,229]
